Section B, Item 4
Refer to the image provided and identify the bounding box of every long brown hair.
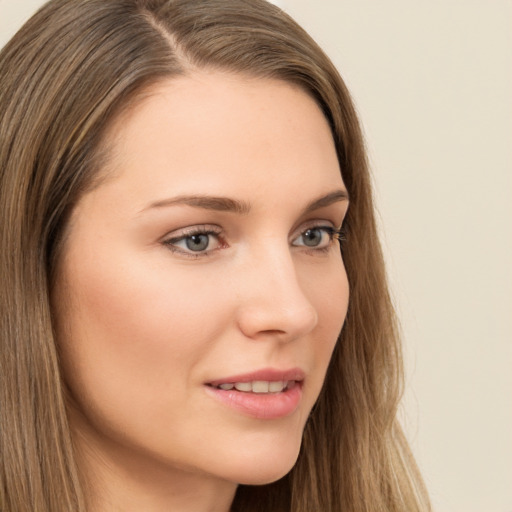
[0,0,430,510]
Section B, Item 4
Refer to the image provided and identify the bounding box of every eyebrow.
[140,189,348,215]
[301,189,349,215]
[141,195,251,214]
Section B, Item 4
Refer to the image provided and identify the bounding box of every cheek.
[307,256,349,334]
[300,257,349,392]
[55,251,221,415]
[54,250,240,471]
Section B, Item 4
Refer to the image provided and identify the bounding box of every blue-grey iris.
[186,234,209,251]
[302,228,322,247]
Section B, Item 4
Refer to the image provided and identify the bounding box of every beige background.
[1,1,511,511]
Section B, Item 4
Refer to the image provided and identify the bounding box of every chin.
[224,440,301,486]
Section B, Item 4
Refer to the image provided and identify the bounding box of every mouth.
[208,380,299,394]
[204,368,304,419]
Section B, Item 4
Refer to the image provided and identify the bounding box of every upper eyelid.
[161,218,341,240]
[162,224,221,241]
[163,219,338,237]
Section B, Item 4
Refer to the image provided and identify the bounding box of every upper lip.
[207,367,305,386]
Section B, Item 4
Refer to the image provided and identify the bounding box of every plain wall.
[2,1,511,511]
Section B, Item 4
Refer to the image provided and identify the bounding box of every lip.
[207,367,305,387]
[204,367,305,420]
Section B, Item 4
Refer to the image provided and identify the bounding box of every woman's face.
[54,72,349,489]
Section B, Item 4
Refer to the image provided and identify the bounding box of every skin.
[53,71,349,512]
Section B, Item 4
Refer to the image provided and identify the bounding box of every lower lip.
[204,383,302,420]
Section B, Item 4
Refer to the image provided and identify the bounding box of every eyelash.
[162,224,345,259]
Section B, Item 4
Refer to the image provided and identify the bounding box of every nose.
[235,246,318,341]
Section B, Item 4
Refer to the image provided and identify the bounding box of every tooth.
[234,382,252,392]
[252,381,269,393]
[269,381,284,393]
[218,383,234,390]
[286,380,296,390]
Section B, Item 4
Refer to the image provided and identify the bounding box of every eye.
[163,226,224,256]
[292,226,341,250]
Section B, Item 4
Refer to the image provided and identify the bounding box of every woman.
[0,0,430,510]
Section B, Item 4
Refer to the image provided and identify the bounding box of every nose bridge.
[236,240,318,340]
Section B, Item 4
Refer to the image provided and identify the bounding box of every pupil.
[303,228,321,247]
[186,234,209,251]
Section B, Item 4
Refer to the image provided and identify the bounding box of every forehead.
[87,71,343,214]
